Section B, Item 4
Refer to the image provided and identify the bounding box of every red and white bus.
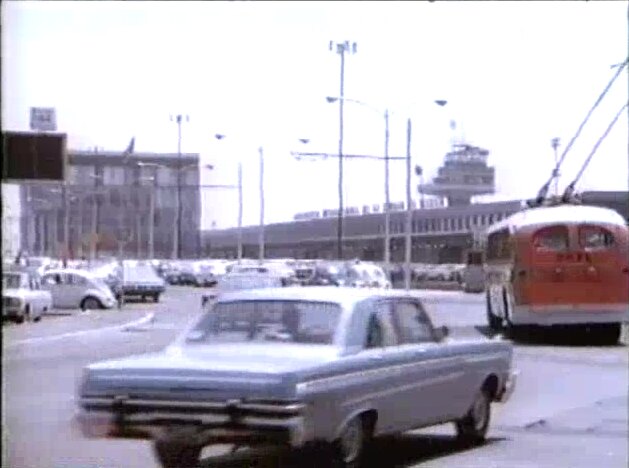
[484,202,629,343]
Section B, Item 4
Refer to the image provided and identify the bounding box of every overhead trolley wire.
[562,101,629,201]
[535,58,628,204]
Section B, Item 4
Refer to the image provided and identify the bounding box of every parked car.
[76,287,517,468]
[174,262,197,286]
[120,261,166,302]
[162,264,183,285]
[41,269,117,311]
[345,262,392,288]
[229,263,299,286]
[2,269,52,323]
[200,272,285,308]
[305,261,349,286]
[191,262,227,287]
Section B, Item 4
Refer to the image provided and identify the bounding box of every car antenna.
[561,102,628,203]
[533,58,628,207]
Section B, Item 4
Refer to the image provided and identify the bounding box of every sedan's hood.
[82,344,340,400]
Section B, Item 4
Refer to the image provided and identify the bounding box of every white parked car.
[2,270,52,323]
[191,262,226,287]
[41,269,117,311]
[345,262,392,288]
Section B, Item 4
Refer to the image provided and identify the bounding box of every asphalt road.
[3,287,627,468]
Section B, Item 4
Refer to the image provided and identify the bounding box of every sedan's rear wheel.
[455,389,491,445]
[153,439,201,468]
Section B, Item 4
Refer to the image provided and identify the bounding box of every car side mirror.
[435,325,450,341]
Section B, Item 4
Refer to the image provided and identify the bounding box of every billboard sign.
[30,107,57,132]
[2,131,67,181]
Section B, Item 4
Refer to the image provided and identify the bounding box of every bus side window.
[533,226,569,251]
[579,225,614,251]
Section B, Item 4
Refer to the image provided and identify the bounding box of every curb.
[5,312,156,348]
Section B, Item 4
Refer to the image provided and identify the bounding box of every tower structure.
[419,142,495,207]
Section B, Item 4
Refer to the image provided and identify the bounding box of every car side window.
[364,301,398,349]
[392,301,435,344]
[43,275,59,286]
[69,274,87,286]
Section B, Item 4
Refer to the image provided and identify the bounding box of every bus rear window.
[533,226,569,251]
[579,225,614,250]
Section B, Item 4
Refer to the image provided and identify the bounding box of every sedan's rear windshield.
[186,300,342,345]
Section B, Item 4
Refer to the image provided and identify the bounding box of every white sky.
[3,1,628,228]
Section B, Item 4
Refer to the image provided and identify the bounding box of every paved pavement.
[2,286,627,468]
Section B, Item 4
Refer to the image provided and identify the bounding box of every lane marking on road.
[4,312,156,348]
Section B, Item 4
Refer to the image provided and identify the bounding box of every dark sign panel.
[2,131,67,181]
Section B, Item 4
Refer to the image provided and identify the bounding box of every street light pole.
[171,114,189,260]
[62,182,69,264]
[77,195,85,258]
[258,146,265,262]
[384,109,391,268]
[404,118,413,291]
[237,161,243,262]
[39,211,46,256]
[330,40,357,260]
[148,175,156,260]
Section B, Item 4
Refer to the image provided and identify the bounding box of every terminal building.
[202,191,628,263]
[203,142,627,263]
[19,148,202,259]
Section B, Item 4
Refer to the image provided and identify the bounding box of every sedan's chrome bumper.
[75,398,310,448]
[496,370,518,403]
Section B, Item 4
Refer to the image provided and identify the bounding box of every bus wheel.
[485,292,502,332]
[502,290,518,338]
[593,323,621,345]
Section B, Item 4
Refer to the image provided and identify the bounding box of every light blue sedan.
[76,287,517,467]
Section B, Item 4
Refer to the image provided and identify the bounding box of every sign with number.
[30,107,57,132]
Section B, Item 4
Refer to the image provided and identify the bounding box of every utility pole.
[62,182,69,265]
[384,109,391,268]
[330,40,357,260]
[551,137,561,196]
[258,146,265,262]
[148,174,156,260]
[237,161,243,262]
[77,194,84,258]
[171,114,188,259]
[404,118,413,291]
[90,169,102,263]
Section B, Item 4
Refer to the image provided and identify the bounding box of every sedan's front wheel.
[153,439,201,468]
[455,389,491,445]
[333,415,372,467]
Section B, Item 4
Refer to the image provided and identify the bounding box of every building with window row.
[19,148,201,259]
[202,191,628,263]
